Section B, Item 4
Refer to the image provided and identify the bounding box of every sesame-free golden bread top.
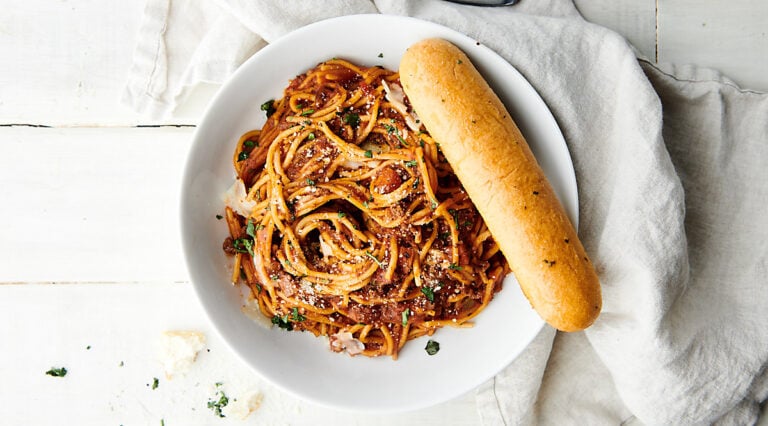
[400,38,601,331]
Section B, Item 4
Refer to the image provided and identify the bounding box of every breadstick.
[400,38,601,331]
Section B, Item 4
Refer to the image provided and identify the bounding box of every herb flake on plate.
[425,340,440,356]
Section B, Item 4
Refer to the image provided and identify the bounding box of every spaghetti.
[222,59,509,359]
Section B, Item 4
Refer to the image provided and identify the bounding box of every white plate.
[181,14,577,412]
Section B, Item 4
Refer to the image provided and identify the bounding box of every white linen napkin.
[123,1,768,424]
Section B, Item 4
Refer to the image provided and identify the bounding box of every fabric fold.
[476,326,557,425]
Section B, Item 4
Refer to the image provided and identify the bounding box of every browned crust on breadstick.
[400,38,601,331]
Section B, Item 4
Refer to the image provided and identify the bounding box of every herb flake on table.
[207,383,229,418]
[46,367,67,377]
[151,377,159,390]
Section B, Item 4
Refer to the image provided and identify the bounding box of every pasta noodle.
[222,58,509,359]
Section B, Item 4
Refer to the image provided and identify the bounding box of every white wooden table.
[2,1,766,424]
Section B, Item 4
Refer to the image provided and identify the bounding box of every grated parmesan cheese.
[223,389,263,420]
[160,330,206,379]
[382,80,421,132]
[330,331,365,355]
[222,179,257,217]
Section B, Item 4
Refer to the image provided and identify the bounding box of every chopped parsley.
[151,377,159,390]
[449,208,460,229]
[343,112,360,128]
[337,211,346,218]
[365,251,384,268]
[300,109,315,117]
[404,160,418,167]
[272,314,293,331]
[401,308,410,326]
[425,340,440,355]
[364,150,373,158]
[448,263,463,271]
[86,345,91,350]
[290,307,305,322]
[232,238,254,257]
[245,219,255,237]
[421,287,435,302]
[45,367,67,377]
[244,139,257,148]
[207,383,229,418]
[245,218,263,238]
[307,132,315,140]
[215,214,223,220]
[306,178,316,186]
[260,99,276,117]
[382,123,407,146]
[378,52,384,58]
[237,151,248,162]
